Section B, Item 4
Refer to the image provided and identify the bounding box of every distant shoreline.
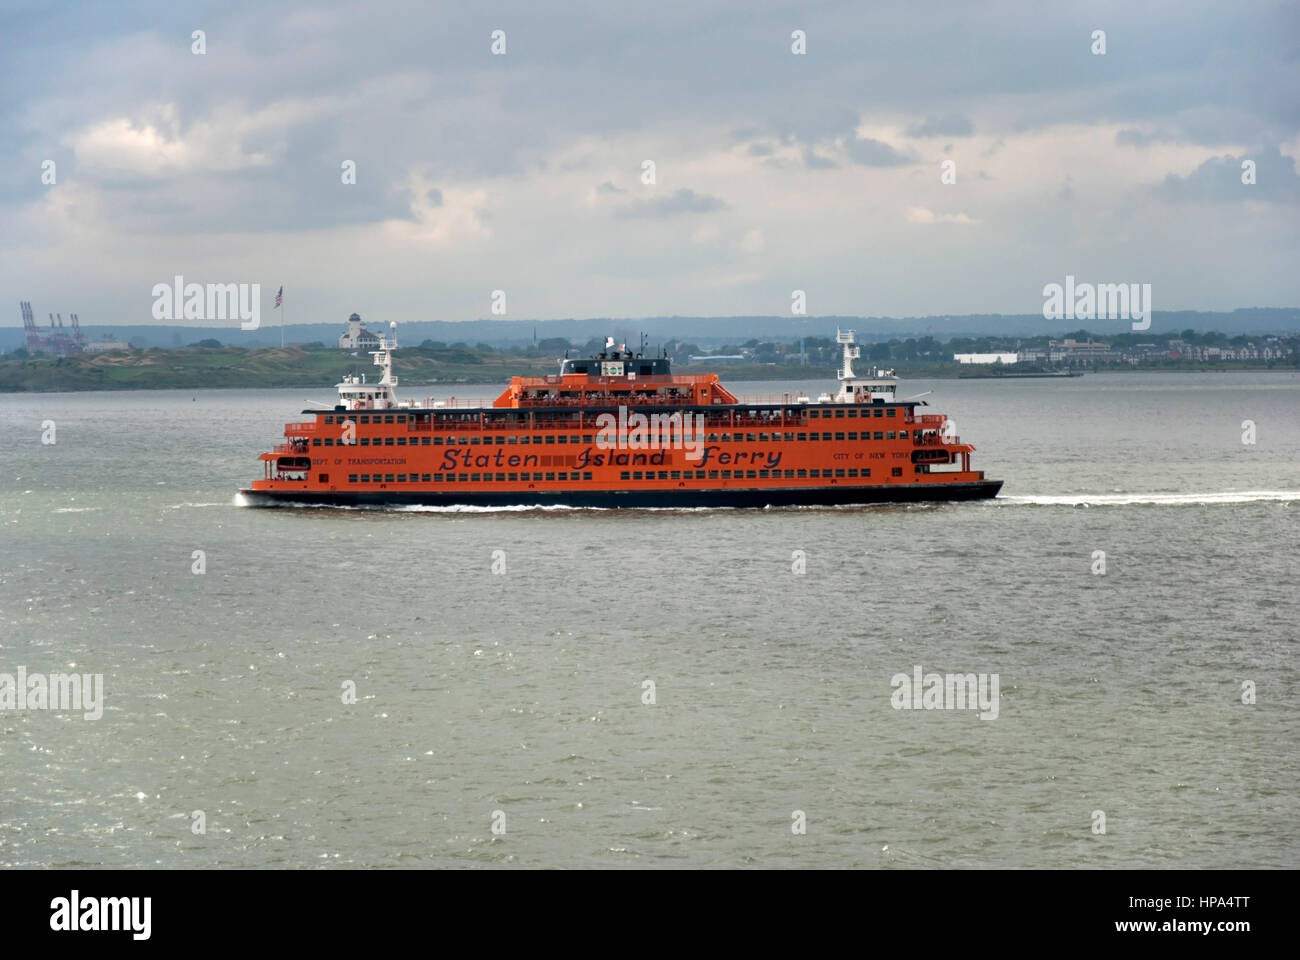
[1,348,1296,394]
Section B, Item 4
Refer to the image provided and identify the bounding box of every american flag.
[274,286,283,309]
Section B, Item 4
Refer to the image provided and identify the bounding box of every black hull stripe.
[238,481,1003,509]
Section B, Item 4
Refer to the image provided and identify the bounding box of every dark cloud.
[802,148,837,169]
[845,136,913,167]
[1157,146,1300,203]
[906,114,974,137]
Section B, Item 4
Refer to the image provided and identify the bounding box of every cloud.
[906,114,974,138]
[845,136,913,167]
[1157,146,1300,203]
[615,188,727,218]
[906,207,975,224]
[802,147,837,169]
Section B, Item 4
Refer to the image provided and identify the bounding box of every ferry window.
[570,436,579,444]
[835,469,845,478]
[670,471,681,479]
[360,474,370,483]
[458,474,468,482]
[873,409,883,418]
[383,437,393,446]
[358,415,369,424]
[797,469,807,478]
[457,437,468,445]
[397,437,406,446]
[721,470,731,479]
[508,473,518,481]
[874,432,884,440]
[695,471,705,479]
[797,433,807,441]
[433,437,443,445]
[835,432,845,441]
[899,431,908,439]
[862,469,870,477]
[582,472,592,480]
[887,408,896,417]
[891,467,902,477]
[657,471,668,480]
[422,474,431,482]
[325,416,335,424]
[397,474,407,482]
[557,435,567,444]
[507,436,517,444]
[422,437,431,445]
[620,472,630,480]
[847,410,858,418]
[384,474,395,483]
[545,436,555,445]
[495,473,505,482]
[544,472,554,480]
[746,433,756,442]
[582,436,594,444]
[360,437,371,446]
[746,470,756,479]
[432,473,443,482]
[784,470,794,478]
[468,473,480,482]
[632,471,643,480]
[470,436,481,445]
[835,409,844,418]
[759,470,769,478]
[886,431,896,440]
[396,415,407,423]
[758,433,769,442]
[847,433,857,441]
[809,469,819,478]
[384,415,395,424]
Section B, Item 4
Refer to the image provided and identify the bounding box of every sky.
[2,0,1298,329]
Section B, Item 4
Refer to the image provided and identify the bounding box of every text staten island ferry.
[238,325,1002,508]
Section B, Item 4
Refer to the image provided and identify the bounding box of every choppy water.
[1,371,1297,868]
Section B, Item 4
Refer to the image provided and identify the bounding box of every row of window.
[616,468,897,480]
[312,430,909,447]
[322,407,898,427]
[339,466,915,485]
[346,472,598,484]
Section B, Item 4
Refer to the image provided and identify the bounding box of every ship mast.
[837,329,860,382]
[371,321,399,407]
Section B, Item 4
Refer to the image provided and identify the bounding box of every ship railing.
[284,421,317,435]
[918,414,946,425]
[270,442,308,455]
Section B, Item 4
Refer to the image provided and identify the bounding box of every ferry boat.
[238,324,1002,508]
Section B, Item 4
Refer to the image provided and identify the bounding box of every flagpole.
[281,288,285,348]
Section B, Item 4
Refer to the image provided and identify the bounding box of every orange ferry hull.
[238,479,1002,509]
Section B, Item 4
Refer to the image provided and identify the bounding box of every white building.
[954,352,1017,365]
[338,313,381,350]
